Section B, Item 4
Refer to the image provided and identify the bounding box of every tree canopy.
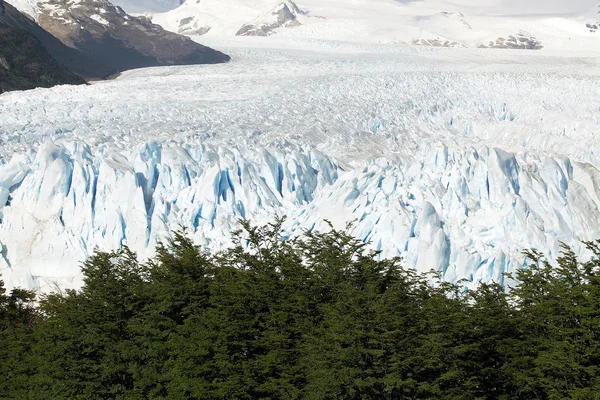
[1,221,600,399]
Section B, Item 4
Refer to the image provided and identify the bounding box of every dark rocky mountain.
[0,0,114,79]
[0,0,86,93]
[27,0,230,72]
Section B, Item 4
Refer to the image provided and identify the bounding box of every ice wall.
[1,139,599,291]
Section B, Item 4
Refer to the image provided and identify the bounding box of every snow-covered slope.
[0,41,599,291]
[151,0,311,38]
[146,0,599,51]
[112,0,180,14]
[235,1,306,37]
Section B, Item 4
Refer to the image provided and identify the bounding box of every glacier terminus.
[0,27,599,291]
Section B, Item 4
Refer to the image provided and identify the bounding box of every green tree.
[128,232,214,398]
[32,248,150,399]
[0,281,37,399]
[299,227,403,399]
[2,222,600,400]
[508,242,600,399]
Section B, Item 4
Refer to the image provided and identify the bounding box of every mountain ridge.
[0,0,87,92]
[147,0,598,52]
[6,0,230,74]
[0,0,114,79]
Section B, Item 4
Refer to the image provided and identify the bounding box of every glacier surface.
[0,41,599,290]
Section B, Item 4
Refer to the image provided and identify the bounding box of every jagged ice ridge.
[0,43,599,291]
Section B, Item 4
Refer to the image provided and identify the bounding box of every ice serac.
[0,142,339,290]
[289,145,600,286]
[2,139,600,291]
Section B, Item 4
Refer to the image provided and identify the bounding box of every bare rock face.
[178,16,210,36]
[411,38,465,48]
[478,33,543,50]
[10,0,230,74]
[236,1,303,37]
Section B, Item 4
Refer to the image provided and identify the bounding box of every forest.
[1,221,600,399]
[0,18,85,94]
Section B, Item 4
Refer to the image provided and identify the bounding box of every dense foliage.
[0,22,85,94]
[2,221,600,399]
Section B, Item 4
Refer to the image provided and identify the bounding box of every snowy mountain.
[235,1,306,37]
[144,0,599,51]
[0,40,599,291]
[5,0,230,74]
[151,0,313,38]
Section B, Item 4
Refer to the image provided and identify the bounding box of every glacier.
[0,41,599,291]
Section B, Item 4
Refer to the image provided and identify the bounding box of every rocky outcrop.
[411,38,465,48]
[8,0,230,74]
[236,1,303,36]
[478,33,543,50]
[0,0,85,93]
[177,16,211,36]
[0,57,10,70]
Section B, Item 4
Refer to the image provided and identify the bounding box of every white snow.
[6,0,40,19]
[0,38,599,291]
[143,0,600,52]
[89,13,109,25]
[110,0,180,14]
